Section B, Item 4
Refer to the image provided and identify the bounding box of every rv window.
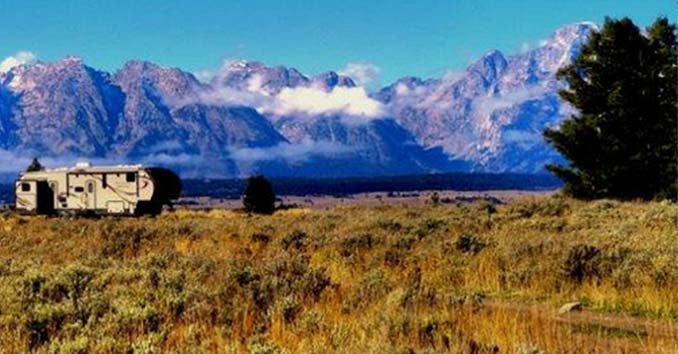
[74,186,84,193]
[126,172,136,182]
[21,183,30,192]
[87,183,94,193]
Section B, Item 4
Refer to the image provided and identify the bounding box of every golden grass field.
[0,196,676,353]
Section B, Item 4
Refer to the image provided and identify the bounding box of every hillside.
[0,197,676,353]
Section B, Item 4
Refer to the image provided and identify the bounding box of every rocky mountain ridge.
[0,22,597,177]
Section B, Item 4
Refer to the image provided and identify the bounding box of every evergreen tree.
[544,17,677,200]
[242,175,276,214]
[26,158,44,172]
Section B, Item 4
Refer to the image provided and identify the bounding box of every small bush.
[280,296,300,324]
[231,263,261,287]
[563,244,602,283]
[281,230,307,251]
[339,233,375,258]
[250,232,272,244]
[429,192,440,205]
[510,198,569,218]
[417,318,438,347]
[243,175,276,215]
[343,270,391,312]
[455,234,487,255]
[376,219,402,232]
[301,268,331,301]
[300,310,325,333]
[99,224,156,258]
[384,249,406,267]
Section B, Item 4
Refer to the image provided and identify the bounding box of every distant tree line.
[545,17,677,200]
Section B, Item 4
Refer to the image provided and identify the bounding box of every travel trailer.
[15,162,181,216]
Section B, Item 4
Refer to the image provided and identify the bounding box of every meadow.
[0,196,676,353]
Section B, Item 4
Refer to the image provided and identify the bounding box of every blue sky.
[0,0,673,84]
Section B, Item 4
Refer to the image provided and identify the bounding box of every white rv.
[15,162,181,216]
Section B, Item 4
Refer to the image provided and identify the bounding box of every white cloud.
[473,86,549,119]
[0,148,208,176]
[139,153,205,166]
[178,85,267,109]
[182,59,387,123]
[338,62,380,86]
[229,140,352,163]
[0,152,130,174]
[0,51,37,73]
[268,86,385,118]
[189,83,386,120]
[246,73,267,93]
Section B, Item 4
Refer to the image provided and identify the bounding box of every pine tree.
[26,158,44,172]
[544,17,677,200]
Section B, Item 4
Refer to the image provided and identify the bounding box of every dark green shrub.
[26,316,50,350]
[18,271,48,309]
[563,244,602,283]
[243,175,276,214]
[509,198,569,219]
[339,233,375,258]
[455,234,487,255]
[343,270,391,312]
[384,249,406,267]
[61,265,95,324]
[24,303,66,351]
[376,219,403,232]
[417,318,438,347]
[394,235,416,250]
[231,264,260,287]
[281,296,300,324]
[414,218,445,240]
[429,192,440,205]
[301,268,331,301]
[281,230,307,251]
[100,224,156,258]
[250,232,271,244]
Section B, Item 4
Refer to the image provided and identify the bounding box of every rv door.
[35,181,55,215]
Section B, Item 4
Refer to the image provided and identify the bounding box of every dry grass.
[0,196,676,353]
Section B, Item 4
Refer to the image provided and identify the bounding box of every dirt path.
[485,299,678,353]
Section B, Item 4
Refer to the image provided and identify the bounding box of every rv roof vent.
[76,162,91,168]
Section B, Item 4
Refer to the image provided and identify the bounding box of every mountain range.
[0,22,596,177]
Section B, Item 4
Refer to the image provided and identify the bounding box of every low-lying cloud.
[229,140,353,163]
[269,86,385,118]
[184,80,386,120]
[185,59,388,122]
[0,148,206,176]
[473,86,549,119]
